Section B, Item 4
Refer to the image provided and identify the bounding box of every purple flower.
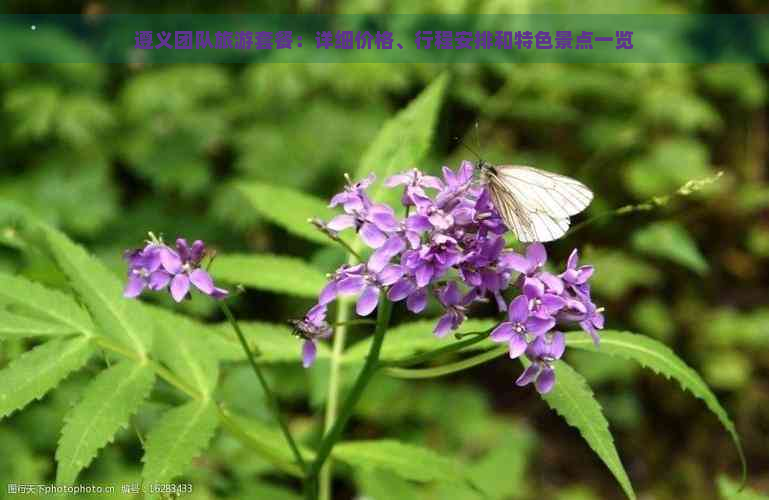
[516,331,566,394]
[306,164,603,393]
[122,236,228,303]
[290,304,332,368]
[433,282,470,337]
[490,295,555,359]
[561,249,594,292]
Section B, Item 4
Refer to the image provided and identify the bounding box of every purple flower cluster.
[123,236,228,302]
[302,163,603,393]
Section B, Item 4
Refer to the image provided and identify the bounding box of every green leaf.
[0,273,95,336]
[567,330,746,482]
[0,337,94,419]
[0,310,79,338]
[355,73,449,207]
[333,439,464,484]
[141,399,219,485]
[345,318,495,363]
[44,227,153,357]
[235,181,335,245]
[56,361,156,485]
[525,358,636,500]
[631,221,708,274]
[212,253,327,298]
[718,475,768,500]
[152,309,219,398]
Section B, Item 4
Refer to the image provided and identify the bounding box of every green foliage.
[212,253,328,298]
[355,73,449,208]
[235,181,336,245]
[0,273,95,335]
[217,320,331,363]
[141,399,219,485]
[56,361,156,485]
[631,221,708,274]
[0,337,94,418]
[44,227,154,357]
[525,358,636,500]
[567,330,746,480]
[0,310,79,338]
[583,247,662,299]
[333,439,466,484]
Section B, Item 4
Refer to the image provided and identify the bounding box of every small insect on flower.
[477,160,593,243]
[289,304,332,368]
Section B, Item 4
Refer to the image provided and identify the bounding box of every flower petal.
[189,269,215,294]
[302,340,317,368]
[160,247,183,274]
[377,264,404,286]
[337,276,366,295]
[123,275,145,298]
[526,317,555,337]
[526,243,547,269]
[539,272,564,294]
[433,314,454,338]
[508,334,528,358]
[535,367,556,394]
[507,295,529,323]
[360,223,388,249]
[515,363,540,387]
[319,281,338,305]
[523,277,545,299]
[489,322,513,342]
[388,278,415,302]
[356,285,380,316]
[148,270,171,291]
[406,287,427,313]
[170,274,190,302]
[326,214,356,231]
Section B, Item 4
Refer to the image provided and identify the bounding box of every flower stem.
[306,297,393,499]
[384,344,507,379]
[382,329,492,368]
[218,301,307,474]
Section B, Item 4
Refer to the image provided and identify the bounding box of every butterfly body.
[477,161,593,243]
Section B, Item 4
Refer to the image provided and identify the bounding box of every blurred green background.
[1,1,769,499]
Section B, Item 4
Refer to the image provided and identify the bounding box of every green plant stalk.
[384,344,508,379]
[383,329,492,368]
[219,301,307,474]
[307,297,393,500]
[318,295,351,500]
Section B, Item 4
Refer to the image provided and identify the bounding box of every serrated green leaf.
[151,308,219,397]
[141,399,219,485]
[235,181,335,245]
[0,273,95,336]
[344,318,496,363]
[0,337,94,419]
[567,330,746,482]
[333,440,464,484]
[524,358,636,500]
[216,321,331,364]
[44,228,153,357]
[631,221,708,274]
[212,253,327,298]
[355,73,449,208]
[0,310,79,338]
[56,361,155,485]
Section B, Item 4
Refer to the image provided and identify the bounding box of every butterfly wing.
[486,165,593,243]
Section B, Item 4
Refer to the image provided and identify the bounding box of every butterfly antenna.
[474,121,482,156]
[453,135,482,161]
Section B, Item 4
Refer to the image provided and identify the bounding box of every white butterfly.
[478,161,594,243]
